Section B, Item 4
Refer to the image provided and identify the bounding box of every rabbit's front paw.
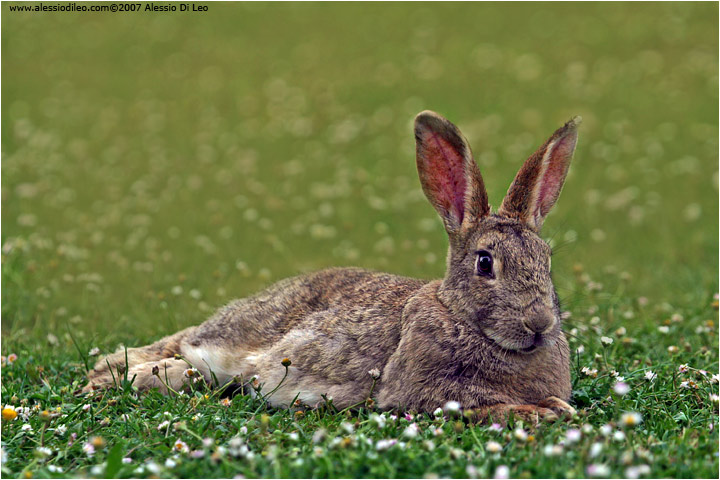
[507,404,559,424]
[538,396,576,417]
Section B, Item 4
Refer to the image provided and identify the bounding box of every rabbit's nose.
[522,312,556,334]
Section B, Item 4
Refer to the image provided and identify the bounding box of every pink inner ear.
[421,131,467,224]
[536,135,575,217]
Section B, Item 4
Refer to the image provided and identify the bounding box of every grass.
[1,2,718,478]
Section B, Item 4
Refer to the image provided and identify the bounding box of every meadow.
[1,2,718,478]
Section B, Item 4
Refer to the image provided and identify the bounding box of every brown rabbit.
[85,111,580,422]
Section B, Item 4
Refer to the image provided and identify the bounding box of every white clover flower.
[340,422,354,435]
[625,464,651,479]
[228,437,249,457]
[288,432,299,442]
[589,442,603,458]
[55,424,67,436]
[582,424,594,434]
[165,458,177,468]
[543,444,563,456]
[494,465,510,479]
[403,423,419,439]
[489,423,503,432]
[122,457,133,464]
[450,448,464,459]
[620,411,643,428]
[486,441,502,453]
[21,424,33,432]
[710,373,720,384]
[88,347,100,357]
[375,439,397,451]
[612,430,626,442]
[82,443,95,457]
[443,401,461,413]
[599,424,613,436]
[158,420,170,431]
[145,461,161,474]
[613,382,630,396]
[587,464,610,477]
[581,366,598,378]
[368,368,381,379]
[312,429,327,444]
[657,326,669,334]
[600,336,613,345]
[47,465,63,473]
[644,370,657,381]
[709,394,719,405]
[564,428,581,444]
[433,407,443,417]
[513,428,528,442]
[369,413,386,429]
[423,440,435,451]
[466,465,479,479]
[82,404,91,412]
[35,447,52,458]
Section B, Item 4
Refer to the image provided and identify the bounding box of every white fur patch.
[180,345,255,386]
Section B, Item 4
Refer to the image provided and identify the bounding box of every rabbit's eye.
[475,251,494,277]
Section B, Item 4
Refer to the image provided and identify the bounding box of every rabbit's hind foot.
[537,396,577,417]
[477,399,575,426]
[82,356,194,395]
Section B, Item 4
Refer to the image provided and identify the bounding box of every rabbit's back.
[179,267,427,406]
[188,267,425,350]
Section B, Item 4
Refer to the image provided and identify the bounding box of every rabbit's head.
[415,111,579,354]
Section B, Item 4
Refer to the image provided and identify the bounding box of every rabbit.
[84,110,580,423]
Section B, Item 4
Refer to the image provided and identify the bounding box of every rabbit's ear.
[415,111,489,238]
[498,117,580,231]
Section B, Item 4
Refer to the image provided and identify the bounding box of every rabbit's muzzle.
[516,311,558,354]
[521,311,556,335]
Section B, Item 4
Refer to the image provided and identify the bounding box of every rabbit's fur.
[85,111,580,422]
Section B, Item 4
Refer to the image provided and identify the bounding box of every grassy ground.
[2,2,718,478]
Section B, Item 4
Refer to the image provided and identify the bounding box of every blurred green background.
[2,2,717,345]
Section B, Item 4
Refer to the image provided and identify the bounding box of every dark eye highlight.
[475,250,494,277]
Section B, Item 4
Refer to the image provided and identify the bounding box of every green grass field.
[1,2,718,478]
